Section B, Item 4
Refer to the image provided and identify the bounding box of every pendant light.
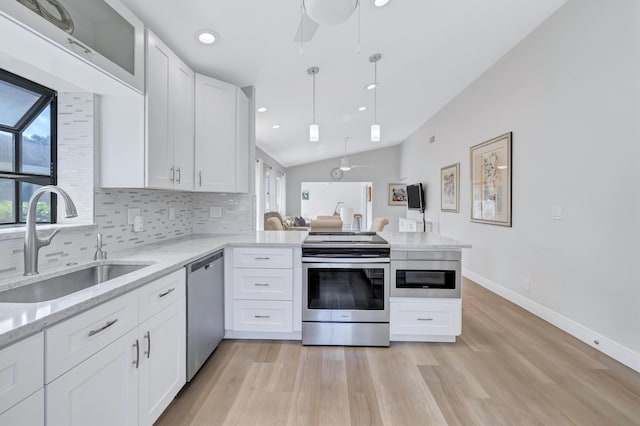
[308,66,320,142]
[369,53,381,142]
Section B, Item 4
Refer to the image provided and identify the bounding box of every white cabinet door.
[172,58,195,191]
[138,299,186,426]
[0,388,44,426]
[146,30,173,189]
[235,88,250,193]
[194,74,239,193]
[0,333,43,415]
[46,328,139,426]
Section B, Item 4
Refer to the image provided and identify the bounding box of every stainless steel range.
[302,232,390,346]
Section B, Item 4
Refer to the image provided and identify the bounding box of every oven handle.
[302,257,390,263]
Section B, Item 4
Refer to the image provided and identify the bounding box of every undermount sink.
[0,263,151,303]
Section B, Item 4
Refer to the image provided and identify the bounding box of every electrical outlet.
[168,207,176,220]
[127,208,140,225]
[523,278,531,291]
[209,207,222,218]
[551,206,564,220]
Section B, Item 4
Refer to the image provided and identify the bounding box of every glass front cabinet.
[2,0,144,93]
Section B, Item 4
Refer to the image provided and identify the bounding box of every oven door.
[391,260,461,298]
[302,261,390,323]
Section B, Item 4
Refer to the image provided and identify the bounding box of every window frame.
[0,68,57,226]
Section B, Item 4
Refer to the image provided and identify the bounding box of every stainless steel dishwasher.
[186,250,224,381]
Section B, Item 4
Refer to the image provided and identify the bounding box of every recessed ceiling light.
[365,82,377,90]
[374,0,390,7]
[257,106,268,113]
[272,124,280,129]
[358,106,367,112]
[197,30,218,45]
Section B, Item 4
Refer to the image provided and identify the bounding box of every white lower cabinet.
[0,388,44,426]
[232,300,293,333]
[138,298,186,426]
[46,328,140,426]
[45,270,186,426]
[390,298,462,342]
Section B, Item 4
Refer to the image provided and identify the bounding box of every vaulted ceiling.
[120,0,567,167]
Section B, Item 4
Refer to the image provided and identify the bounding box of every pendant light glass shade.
[371,124,380,142]
[308,66,319,142]
[369,54,381,142]
[309,123,319,141]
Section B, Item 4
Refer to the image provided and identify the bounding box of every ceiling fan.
[338,137,371,171]
[294,0,359,42]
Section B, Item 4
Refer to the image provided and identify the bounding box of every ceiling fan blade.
[293,12,320,42]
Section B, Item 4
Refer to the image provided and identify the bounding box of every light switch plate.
[168,207,176,220]
[209,207,222,218]
[128,208,141,225]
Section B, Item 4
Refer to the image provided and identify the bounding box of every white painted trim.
[463,268,640,373]
[390,335,456,343]
[224,330,301,340]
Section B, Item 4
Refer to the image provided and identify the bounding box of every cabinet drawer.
[0,333,43,414]
[232,300,292,333]
[138,270,186,322]
[46,291,138,383]
[390,299,461,336]
[233,248,292,269]
[233,269,293,300]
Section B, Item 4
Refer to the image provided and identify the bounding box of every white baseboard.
[463,268,640,373]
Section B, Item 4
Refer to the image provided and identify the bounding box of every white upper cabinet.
[145,30,194,191]
[195,74,249,193]
[1,0,145,93]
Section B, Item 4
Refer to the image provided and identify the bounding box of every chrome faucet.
[24,185,78,276]
[334,201,344,215]
[94,233,107,260]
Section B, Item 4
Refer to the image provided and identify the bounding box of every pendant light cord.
[313,72,316,123]
[373,60,377,123]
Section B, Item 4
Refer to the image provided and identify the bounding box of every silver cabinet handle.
[169,167,175,182]
[88,319,118,337]
[417,318,434,321]
[158,288,175,298]
[254,315,270,319]
[133,339,140,368]
[254,257,271,260]
[67,38,94,54]
[199,171,202,186]
[144,331,151,359]
[176,167,181,184]
[254,283,269,287]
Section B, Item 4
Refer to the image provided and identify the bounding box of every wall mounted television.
[406,183,425,212]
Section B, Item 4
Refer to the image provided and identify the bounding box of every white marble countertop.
[0,230,468,349]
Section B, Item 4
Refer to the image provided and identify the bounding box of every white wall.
[300,182,369,226]
[400,0,640,365]
[286,145,404,231]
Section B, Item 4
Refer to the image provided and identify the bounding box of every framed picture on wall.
[470,132,512,226]
[441,163,459,212]
[388,183,407,206]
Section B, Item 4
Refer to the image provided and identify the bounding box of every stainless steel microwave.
[390,250,461,298]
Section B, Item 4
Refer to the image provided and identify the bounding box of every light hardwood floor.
[157,279,640,425]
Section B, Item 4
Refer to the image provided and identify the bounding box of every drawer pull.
[254,315,270,319]
[417,318,434,321]
[158,288,175,298]
[144,331,151,359]
[133,339,140,368]
[88,319,118,337]
[254,257,271,260]
[254,283,270,287]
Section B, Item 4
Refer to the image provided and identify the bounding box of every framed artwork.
[388,183,407,206]
[470,132,512,226]
[441,163,459,212]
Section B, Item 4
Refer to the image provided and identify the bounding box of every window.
[0,69,57,225]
